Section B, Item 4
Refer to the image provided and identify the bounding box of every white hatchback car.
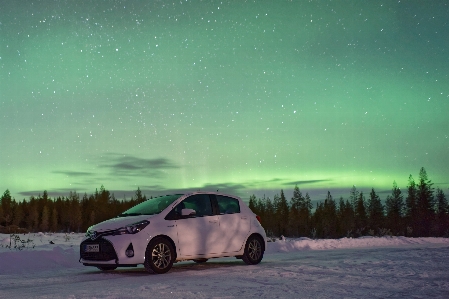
[80,192,267,274]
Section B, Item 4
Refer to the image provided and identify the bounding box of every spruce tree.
[300,193,313,236]
[249,194,257,214]
[354,192,367,235]
[134,187,146,203]
[1,189,13,226]
[322,191,337,238]
[435,188,448,236]
[405,175,418,236]
[367,188,384,232]
[349,186,359,211]
[69,192,82,232]
[40,205,49,232]
[277,190,289,236]
[289,185,303,236]
[50,207,59,232]
[264,196,274,237]
[385,181,404,235]
[337,197,346,237]
[416,167,435,236]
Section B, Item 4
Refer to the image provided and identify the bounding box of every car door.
[171,194,220,257]
[214,195,250,253]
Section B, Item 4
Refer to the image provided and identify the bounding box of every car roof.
[182,191,241,200]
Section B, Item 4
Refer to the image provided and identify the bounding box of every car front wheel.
[144,237,175,274]
[242,235,264,265]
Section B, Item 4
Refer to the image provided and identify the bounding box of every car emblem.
[90,231,97,240]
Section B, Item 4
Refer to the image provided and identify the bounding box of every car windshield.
[118,194,182,217]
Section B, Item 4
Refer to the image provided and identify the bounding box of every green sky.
[1,0,448,202]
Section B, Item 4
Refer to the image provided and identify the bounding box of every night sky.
[1,0,448,202]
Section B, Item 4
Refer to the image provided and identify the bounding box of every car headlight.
[117,220,150,235]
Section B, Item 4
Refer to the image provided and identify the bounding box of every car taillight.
[256,215,262,223]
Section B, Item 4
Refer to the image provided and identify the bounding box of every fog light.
[125,243,134,258]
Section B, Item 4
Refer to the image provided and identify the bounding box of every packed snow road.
[1,234,449,298]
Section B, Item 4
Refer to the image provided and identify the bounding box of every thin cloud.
[99,154,180,177]
[53,171,94,177]
[283,179,331,186]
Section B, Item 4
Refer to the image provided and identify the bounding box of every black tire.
[193,258,208,263]
[96,266,117,271]
[144,237,175,274]
[242,235,264,265]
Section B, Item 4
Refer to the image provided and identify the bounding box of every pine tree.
[405,175,418,236]
[40,205,49,231]
[434,188,448,236]
[88,210,96,227]
[367,188,384,231]
[435,188,448,236]
[312,202,324,238]
[255,197,266,228]
[11,200,24,227]
[135,187,146,203]
[69,192,82,232]
[416,167,435,236]
[264,196,275,237]
[322,191,337,238]
[385,181,404,235]
[277,190,289,236]
[27,197,39,231]
[1,189,13,226]
[249,194,257,213]
[289,185,303,236]
[354,192,367,235]
[95,185,112,222]
[349,186,359,210]
[337,197,346,236]
[298,193,313,237]
[50,207,59,232]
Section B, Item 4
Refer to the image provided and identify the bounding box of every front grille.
[80,237,118,261]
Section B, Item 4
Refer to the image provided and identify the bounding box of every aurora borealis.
[1,0,448,201]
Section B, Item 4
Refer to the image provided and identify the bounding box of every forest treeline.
[0,186,148,233]
[250,167,449,238]
[0,167,448,238]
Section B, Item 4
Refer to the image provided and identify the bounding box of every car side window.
[216,195,240,214]
[170,194,213,218]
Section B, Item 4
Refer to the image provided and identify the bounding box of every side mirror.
[181,208,196,217]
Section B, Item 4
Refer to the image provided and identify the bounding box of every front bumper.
[80,234,149,266]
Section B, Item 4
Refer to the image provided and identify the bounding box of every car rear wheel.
[242,235,264,265]
[144,237,174,274]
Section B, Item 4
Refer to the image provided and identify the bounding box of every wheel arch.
[247,233,265,252]
[149,234,178,260]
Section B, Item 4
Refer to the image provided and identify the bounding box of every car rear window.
[216,195,240,214]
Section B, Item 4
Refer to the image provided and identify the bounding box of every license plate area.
[84,244,100,252]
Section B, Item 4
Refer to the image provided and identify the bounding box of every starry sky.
[1,0,448,202]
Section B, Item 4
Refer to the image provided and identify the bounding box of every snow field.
[1,233,449,298]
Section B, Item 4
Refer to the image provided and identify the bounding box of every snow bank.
[266,236,449,253]
[0,233,84,274]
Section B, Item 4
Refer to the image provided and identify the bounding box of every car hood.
[89,214,156,232]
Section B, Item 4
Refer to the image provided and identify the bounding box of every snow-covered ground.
[1,233,449,298]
